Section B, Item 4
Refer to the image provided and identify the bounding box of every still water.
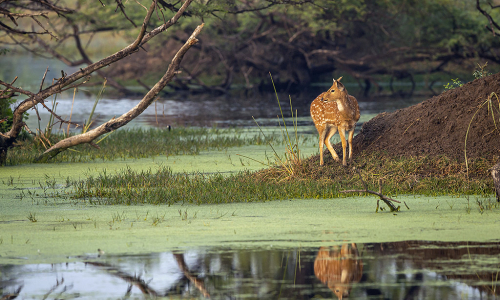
[4,55,491,300]
[21,89,427,136]
[2,241,499,299]
[2,54,427,131]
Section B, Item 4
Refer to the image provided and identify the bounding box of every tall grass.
[240,73,303,181]
[66,153,495,206]
[464,92,500,179]
[70,166,345,205]
[83,79,106,134]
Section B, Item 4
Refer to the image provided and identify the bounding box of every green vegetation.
[443,78,464,90]
[5,127,283,165]
[473,62,493,80]
[161,0,500,90]
[248,75,303,180]
[64,152,494,206]
[444,63,493,90]
[0,96,16,133]
[6,0,499,93]
[27,212,37,222]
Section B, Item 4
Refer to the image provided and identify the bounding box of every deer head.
[314,244,363,299]
[320,77,349,108]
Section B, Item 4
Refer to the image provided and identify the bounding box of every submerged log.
[492,162,500,202]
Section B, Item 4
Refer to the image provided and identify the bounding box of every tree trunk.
[0,145,7,165]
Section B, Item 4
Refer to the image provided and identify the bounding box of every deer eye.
[330,89,335,93]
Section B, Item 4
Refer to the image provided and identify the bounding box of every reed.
[239,74,303,181]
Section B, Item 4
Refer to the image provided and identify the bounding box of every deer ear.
[337,76,343,82]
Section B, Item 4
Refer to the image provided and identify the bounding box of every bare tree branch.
[0,0,198,165]
[173,253,210,298]
[115,0,138,27]
[340,167,401,212]
[477,0,500,35]
[0,76,17,98]
[0,0,73,37]
[6,0,194,141]
[86,262,159,296]
[39,67,49,92]
[36,23,204,162]
[0,79,35,97]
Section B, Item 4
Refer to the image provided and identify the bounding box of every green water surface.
[1,145,498,265]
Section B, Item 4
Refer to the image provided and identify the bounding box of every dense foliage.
[108,0,500,93]
[2,0,499,94]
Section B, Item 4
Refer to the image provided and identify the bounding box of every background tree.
[0,0,202,164]
[3,0,499,96]
[107,0,500,95]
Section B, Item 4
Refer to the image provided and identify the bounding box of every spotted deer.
[314,243,363,300]
[310,77,360,166]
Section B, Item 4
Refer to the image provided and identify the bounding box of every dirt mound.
[351,73,500,161]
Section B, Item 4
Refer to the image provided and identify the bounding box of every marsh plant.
[443,78,464,90]
[4,175,14,185]
[242,74,303,180]
[32,93,59,151]
[67,153,496,206]
[82,80,106,134]
[27,212,37,222]
[6,126,282,165]
[151,213,166,226]
[473,62,492,79]
[111,211,126,223]
[475,197,499,214]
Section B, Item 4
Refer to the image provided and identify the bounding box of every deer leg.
[338,128,348,166]
[348,128,355,161]
[318,127,327,166]
[319,130,326,166]
[324,125,340,163]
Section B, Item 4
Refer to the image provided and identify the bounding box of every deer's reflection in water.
[314,243,363,299]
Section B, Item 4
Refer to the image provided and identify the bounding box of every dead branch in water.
[340,167,408,212]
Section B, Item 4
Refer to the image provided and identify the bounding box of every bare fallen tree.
[0,0,203,165]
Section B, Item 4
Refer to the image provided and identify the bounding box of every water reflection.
[314,243,363,299]
[2,240,498,299]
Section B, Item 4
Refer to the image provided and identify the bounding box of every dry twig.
[340,167,404,212]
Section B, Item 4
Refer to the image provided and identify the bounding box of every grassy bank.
[63,152,496,207]
[6,127,286,165]
[4,126,498,208]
